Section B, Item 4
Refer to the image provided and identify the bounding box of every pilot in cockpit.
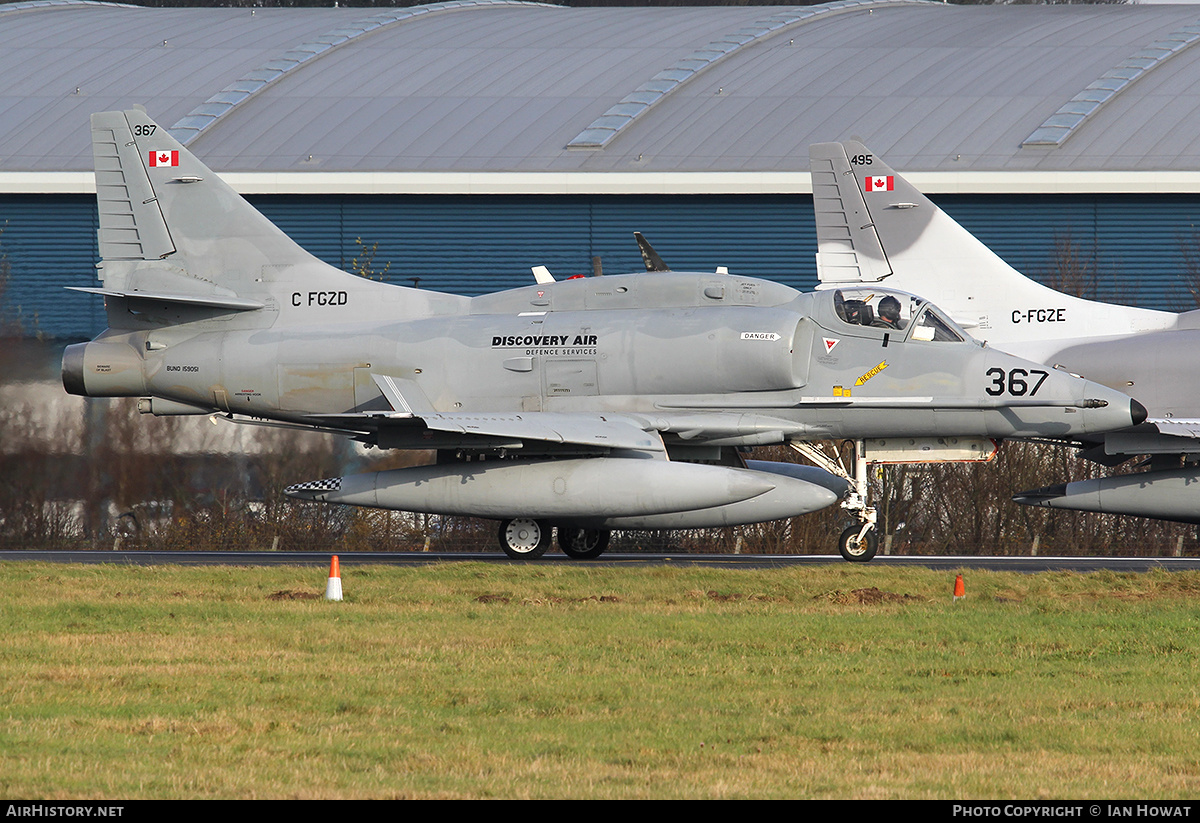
[873,295,904,330]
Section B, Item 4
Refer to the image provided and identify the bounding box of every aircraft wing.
[1094,418,1200,457]
[1145,418,1200,440]
[304,409,666,452]
[303,409,812,451]
[416,412,663,450]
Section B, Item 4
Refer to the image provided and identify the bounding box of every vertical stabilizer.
[808,141,1175,342]
[809,142,891,284]
[92,111,176,261]
[89,109,335,305]
[81,110,467,333]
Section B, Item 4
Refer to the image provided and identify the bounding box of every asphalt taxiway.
[1,551,1196,572]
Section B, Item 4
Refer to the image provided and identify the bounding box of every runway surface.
[1,550,1197,572]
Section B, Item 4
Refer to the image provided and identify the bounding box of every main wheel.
[558,527,611,560]
[498,518,550,560]
[838,525,878,563]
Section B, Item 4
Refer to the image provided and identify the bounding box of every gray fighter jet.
[60,110,1145,562]
[810,140,1198,524]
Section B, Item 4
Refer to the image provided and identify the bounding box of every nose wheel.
[838,524,878,563]
[790,439,878,563]
[498,518,550,560]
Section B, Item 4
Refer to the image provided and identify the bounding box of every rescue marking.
[855,361,888,386]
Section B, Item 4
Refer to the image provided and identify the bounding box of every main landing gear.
[497,518,550,560]
[557,526,611,560]
[790,440,878,563]
[497,518,612,561]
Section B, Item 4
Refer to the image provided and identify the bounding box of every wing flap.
[302,410,663,452]
[420,412,662,451]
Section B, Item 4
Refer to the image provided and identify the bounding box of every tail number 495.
[985,368,1048,396]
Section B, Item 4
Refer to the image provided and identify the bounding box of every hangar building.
[6,0,1200,338]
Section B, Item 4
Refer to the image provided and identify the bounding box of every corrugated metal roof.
[8,1,1200,188]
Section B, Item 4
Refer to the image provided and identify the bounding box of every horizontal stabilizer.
[66,286,264,311]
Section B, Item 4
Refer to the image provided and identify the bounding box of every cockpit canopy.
[829,288,966,343]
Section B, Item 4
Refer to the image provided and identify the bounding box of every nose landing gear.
[790,439,878,563]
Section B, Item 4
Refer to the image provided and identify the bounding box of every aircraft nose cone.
[1131,399,1148,427]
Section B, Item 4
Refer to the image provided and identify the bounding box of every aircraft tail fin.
[816,138,1041,309]
[808,141,1177,339]
[809,139,1027,297]
[808,142,892,284]
[88,109,352,318]
[92,110,178,262]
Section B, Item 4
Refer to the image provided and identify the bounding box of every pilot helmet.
[879,295,901,324]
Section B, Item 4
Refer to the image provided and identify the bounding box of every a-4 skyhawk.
[810,139,1200,525]
[62,110,1145,561]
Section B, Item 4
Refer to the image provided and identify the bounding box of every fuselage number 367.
[985,368,1049,396]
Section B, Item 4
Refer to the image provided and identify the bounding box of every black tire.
[838,525,878,563]
[558,527,611,560]
[498,518,550,560]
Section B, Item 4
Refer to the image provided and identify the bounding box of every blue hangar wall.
[4,193,1200,340]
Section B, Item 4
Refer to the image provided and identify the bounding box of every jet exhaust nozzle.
[61,340,146,398]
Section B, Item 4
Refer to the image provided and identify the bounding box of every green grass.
[1,561,1199,799]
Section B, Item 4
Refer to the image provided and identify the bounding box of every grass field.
[1,560,1198,799]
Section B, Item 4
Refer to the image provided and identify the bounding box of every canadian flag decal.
[865,175,893,192]
[149,150,179,167]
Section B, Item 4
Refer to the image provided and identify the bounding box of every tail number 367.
[985,368,1048,396]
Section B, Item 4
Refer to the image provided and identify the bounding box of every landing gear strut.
[790,440,878,563]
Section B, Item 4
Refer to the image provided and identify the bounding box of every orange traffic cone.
[953,574,965,602]
[325,555,343,601]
